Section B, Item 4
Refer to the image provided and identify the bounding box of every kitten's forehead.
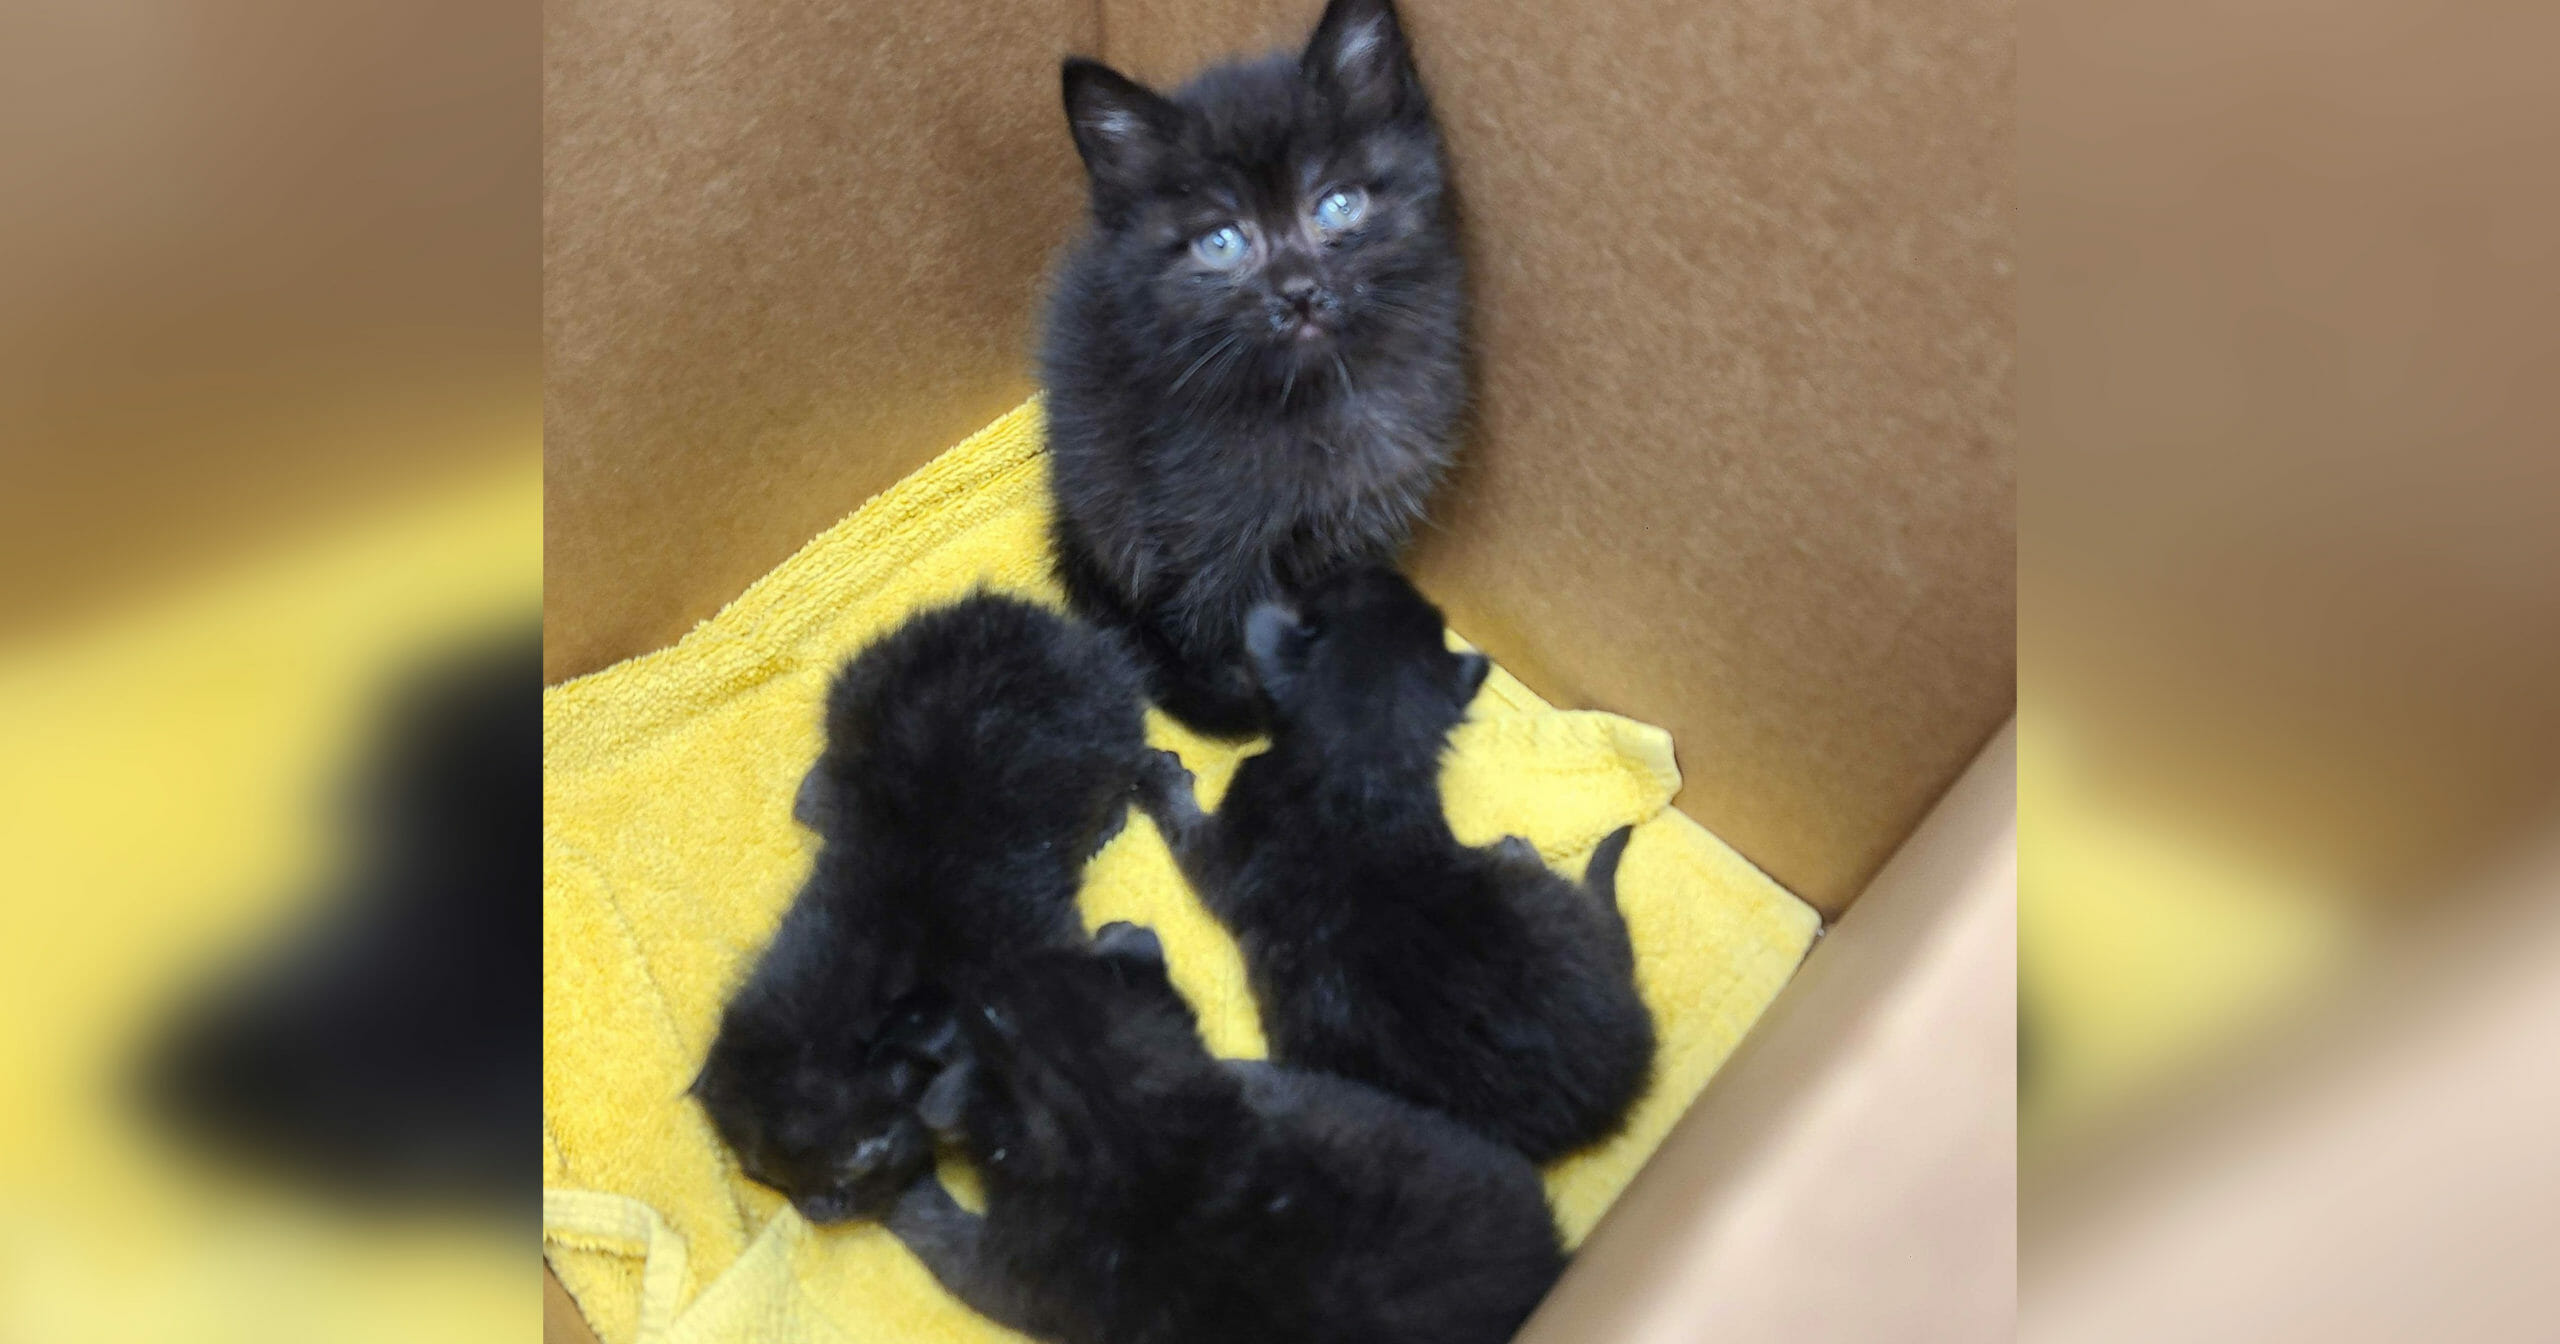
[1172,56,1315,141]
[1165,57,1388,196]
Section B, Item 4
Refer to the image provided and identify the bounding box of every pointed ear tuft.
[1301,0,1417,120]
[1062,58,1181,196]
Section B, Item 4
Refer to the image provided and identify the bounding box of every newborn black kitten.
[1043,0,1466,737]
[887,923,1565,1344]
[1136,568,1655,1162]
[143,623,535,1209]
[693,594,1149,1224]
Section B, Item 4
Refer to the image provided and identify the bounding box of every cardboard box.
[544,0,2014,1336]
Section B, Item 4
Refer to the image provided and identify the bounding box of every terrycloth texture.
[542,401,1821,1344]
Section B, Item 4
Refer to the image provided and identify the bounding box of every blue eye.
[1192,225,1249,269]
[1313,187,1368,232]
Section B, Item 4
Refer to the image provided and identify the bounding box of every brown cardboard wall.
[542,0,2014,913]
[543,0,1097,682]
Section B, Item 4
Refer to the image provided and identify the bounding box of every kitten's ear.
[1243,602,1314,707]
[1062,58,1181,196]
[915,1058,974,1133]
[1454,651,1492,705]
[688,1023,742,1098]
[1301,0,1418,120]
[790,762,828,830]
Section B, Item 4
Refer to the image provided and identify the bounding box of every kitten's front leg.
[886,1178,1045,1336]
[1135,748,1255,912]
[1133,749,1210,853]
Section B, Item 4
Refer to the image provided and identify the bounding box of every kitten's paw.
[886,1173,967,1239]
[1135,748,1197,808]
[1088,797,1130,857]
[1494,835,1544,867]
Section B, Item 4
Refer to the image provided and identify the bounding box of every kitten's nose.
[1271,273,1340,331]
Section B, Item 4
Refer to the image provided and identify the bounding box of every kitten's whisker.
[1167,334,1241,396]
[1161,325,1225,359]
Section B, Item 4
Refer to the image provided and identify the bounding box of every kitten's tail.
[1584,825,1636,908]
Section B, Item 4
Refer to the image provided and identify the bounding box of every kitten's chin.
[1273,324,1341,365]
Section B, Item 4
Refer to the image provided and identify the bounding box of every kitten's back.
[821,593,1147,848]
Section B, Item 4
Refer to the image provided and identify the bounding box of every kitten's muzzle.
[791,1126,927,1224]
[1267,275,1344,339]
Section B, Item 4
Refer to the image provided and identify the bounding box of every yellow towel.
[542,401,1820,1344]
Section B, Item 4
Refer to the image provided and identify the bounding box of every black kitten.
[143,623,536,1209]
[693,595,1149,1223]
[887,923,1565,1344]
[1135,568,1655,1162]
[1043,0,1467,737]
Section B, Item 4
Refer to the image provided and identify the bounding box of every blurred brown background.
[2019,0,2560,1336]
[2022,0,2560,906]
[541,0,2016,916]
[0,0,536,641]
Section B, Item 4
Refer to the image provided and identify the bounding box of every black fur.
[694,595,1150,1223]
[141,623,536,1209]
[1043,0,1468,737]
[888,924,1565,1344]
[1136,568,1655,1161]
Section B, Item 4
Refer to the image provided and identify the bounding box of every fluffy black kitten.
[1135,568,1655,1162]
[693,594,1149,1223]
[143,623,535,1209]
[1043,0,1467,737]
[887,923,1565,1344]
